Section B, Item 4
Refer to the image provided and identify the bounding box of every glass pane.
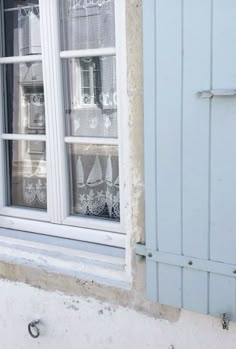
[63,56,117,138]
[60,0,115,50]
[6,140,47,210]
[68,144,119,221]
[3,1,41,57]
[4,62,45,134]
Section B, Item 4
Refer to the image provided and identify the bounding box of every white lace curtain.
[20,152,120,221]
[74,154,120,221]
[63,0,115,50]
[21,151,47,208]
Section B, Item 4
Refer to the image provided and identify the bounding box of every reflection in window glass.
[3,0,41,57]
[6,140,47,210]
[63,56,117,138]
[68,144,120,221]
[4,62,45,134]
[60,0,116,51]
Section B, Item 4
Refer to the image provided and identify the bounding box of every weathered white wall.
[1,279,236,349]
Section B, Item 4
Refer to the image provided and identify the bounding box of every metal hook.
[28,320,40,338]
[221,313,230,330]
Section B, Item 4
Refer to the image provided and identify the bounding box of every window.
[0,0,126,248]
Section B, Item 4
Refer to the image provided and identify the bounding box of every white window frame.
[0,0,128,249]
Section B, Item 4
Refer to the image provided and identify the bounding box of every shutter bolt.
[188,260,193,266]
[147,252,152,258]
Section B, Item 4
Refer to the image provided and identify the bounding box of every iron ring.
[28,320,40,339]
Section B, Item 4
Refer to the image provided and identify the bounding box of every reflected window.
[5,62,45,135]
[3,0,41,57]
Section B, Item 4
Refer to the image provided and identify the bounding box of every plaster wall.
[1,279,236,349]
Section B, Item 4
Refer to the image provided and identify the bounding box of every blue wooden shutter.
[142,0,236,320]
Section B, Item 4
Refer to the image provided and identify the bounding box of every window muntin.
[3,1,41,57]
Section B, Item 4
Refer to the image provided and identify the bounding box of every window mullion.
[115,0,127,231]
[0,1,5,209]
[39,0,69,223]
[0,66,5,209]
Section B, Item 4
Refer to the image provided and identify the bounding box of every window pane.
[3,1,41,57]
[68,144,120,221]
[4,62,45,134]
[6,140,47,210]
[63,56,117,138]
[60,0,115,50]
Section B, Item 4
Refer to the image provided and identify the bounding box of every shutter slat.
[182,0,211,259]
[158,264,182,308]
[155,0,182,254]
[143,0,158,251]
[209,274,236,320]
[146,260,158,301]
[183,269,208,314]
[211,0,236,265]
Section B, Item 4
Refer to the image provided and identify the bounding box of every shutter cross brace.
[136,243,236,279]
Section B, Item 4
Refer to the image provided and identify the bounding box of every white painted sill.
[0,228,131,289]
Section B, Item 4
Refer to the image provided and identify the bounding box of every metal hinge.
[136,242,146,257]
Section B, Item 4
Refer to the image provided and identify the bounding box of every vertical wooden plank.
[143,0,158,301]
[211,0,236,265]
[155,0,183,306]
[209,274,236,320]
[146,261,158,302]
[183,269,208,314]
[143,0,157,250]
[158,264,182,308]
[181,0,211,314]
[155,0,182,254]
[182,0,211,259]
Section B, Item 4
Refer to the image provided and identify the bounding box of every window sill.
[0,228,131,290]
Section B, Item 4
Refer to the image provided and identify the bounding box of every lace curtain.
[70,150,120,221]
[10,141,47,210]
[22,153,47,208]
[6,0,120,221]
[62,0,115,50]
